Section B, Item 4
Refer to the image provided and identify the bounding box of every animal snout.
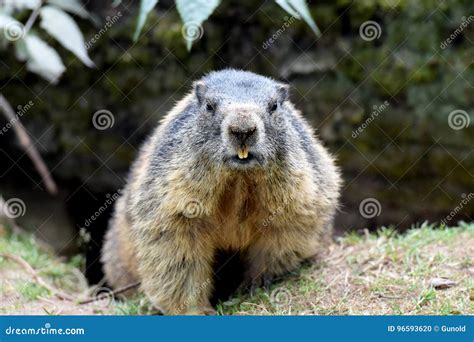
[229,126,257,145]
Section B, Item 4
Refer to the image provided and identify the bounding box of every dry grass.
[219,222,473,315]
[1,222,473,315]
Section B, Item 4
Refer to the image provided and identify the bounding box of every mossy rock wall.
[0,0,472,237]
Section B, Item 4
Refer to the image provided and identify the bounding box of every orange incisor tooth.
[238,146,249,159]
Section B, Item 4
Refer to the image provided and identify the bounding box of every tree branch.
[77,282,141,305]
[0,252,72,301]
[23,0,42,34]
[0,93,58,195]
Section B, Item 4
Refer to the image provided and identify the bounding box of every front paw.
[238,272,274,296]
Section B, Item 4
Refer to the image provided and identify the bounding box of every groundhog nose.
[229,126,257,144]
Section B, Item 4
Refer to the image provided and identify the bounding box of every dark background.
[0,0,472,283]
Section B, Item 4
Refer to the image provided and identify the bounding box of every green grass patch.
[0,222,472,315]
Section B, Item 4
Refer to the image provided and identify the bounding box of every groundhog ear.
[277,84,289,102]
[193,81,207,105]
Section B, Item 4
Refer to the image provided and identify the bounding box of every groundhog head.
[192,69,290,170]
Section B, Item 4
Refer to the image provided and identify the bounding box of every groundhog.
[101,69,341,314]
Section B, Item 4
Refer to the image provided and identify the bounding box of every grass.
[0,222,473,315]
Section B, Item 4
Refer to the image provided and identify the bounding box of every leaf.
[275,0,300,19]
[429,277,456,290]
[176,0,220,51]
[112,0,122,7]
[14,40,28,61]
[133,0,158,42]
[39,6,94,67]
[46,0,90,19]
[0,13,21,29]
[0,13,25,42]
[24,34,66,84]
[276,0,320,36]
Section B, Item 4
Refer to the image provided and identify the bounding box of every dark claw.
[249,279,261,296]
[239,273,274,296]
[263,274,273,290]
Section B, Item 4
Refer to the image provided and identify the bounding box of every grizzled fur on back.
[101,69,341,314]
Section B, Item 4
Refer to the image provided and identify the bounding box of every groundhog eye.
[269,102,278,113]
[206,102,215,112]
